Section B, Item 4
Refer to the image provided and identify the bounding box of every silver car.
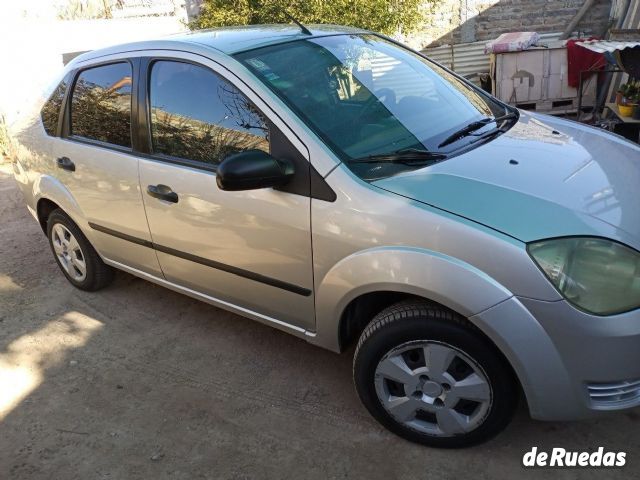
[10,25,640,448]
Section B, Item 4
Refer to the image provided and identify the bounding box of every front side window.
[149,60,269,166]
[70,62,132,148]
[236,34,511,180]
[41,77,68,136]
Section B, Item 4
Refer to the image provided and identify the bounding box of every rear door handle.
[147,184,179,203]
[56,156,75,172]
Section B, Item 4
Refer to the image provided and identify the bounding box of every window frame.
[62,58,138,154]
[139,57,271,173]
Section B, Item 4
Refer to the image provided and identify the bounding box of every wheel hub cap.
[374,340,492,437]
[51,223,87,282]
[421,380,443,397]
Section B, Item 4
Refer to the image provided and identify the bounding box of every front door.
[137,58,315,330]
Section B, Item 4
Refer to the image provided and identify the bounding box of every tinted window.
[149,61,269,165]
[71,62,132,147]
[41,78,67,136]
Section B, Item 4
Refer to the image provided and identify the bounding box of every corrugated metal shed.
[604,0,640,103]
[576,39,640,53]
[422,32,562,84]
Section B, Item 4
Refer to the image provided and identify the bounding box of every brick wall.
[405,0,612,48]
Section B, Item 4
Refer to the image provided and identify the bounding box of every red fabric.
[567,38,606,88]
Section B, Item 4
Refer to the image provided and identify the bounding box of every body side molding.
[89,222,312,297]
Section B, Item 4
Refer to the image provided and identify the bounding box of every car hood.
[373,111,640,248]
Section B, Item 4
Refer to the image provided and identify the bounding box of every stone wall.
[405,0,613,49]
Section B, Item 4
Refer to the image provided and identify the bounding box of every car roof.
[174,24,369,53]
[70,24,369,65]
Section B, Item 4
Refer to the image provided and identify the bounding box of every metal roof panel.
[575,39,640,53]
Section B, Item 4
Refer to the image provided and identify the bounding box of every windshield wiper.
[437,112,518,148]
[350,148,447,165]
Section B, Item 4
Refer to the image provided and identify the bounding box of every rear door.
[53,59,161,276]
[137,55,316,330]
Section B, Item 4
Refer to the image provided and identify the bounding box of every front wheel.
[353,301,517,448]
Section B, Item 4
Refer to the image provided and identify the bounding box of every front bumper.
[470,296,640,421]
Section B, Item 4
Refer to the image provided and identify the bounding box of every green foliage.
[190,0,425,35]
[619,80,640,104]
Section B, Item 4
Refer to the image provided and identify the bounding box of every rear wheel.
[353,301,517,448]
[47,209,114,291]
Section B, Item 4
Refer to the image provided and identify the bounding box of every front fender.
[312,246,513,351]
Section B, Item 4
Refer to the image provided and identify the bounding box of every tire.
[47,209,114,291]
[353,300,517,448]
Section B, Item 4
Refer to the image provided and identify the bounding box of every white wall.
[0,13,187,124]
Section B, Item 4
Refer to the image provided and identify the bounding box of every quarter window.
[70,62,132,148]
[149,60,269,165]
[41,78,68,136]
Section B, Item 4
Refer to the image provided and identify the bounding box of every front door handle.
[147,184,179,203]
[56,156,75,172]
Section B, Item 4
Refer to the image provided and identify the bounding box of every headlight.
[528,237,640,315]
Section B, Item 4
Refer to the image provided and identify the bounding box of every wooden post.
[560,0,597,40]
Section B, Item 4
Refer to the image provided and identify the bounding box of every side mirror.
[216,149,295,191]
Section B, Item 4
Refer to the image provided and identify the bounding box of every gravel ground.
[0,163,638,479]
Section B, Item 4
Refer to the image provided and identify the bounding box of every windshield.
[235,34,512,180]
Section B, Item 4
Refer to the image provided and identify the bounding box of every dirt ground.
[0,162,638,480]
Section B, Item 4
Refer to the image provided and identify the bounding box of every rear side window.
[148,60,269,165]
[70,62,132,148]
[41,78,68,136]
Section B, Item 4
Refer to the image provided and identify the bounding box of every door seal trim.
[89,222,312,297]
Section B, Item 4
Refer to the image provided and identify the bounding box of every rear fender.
[33,174,87,232]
